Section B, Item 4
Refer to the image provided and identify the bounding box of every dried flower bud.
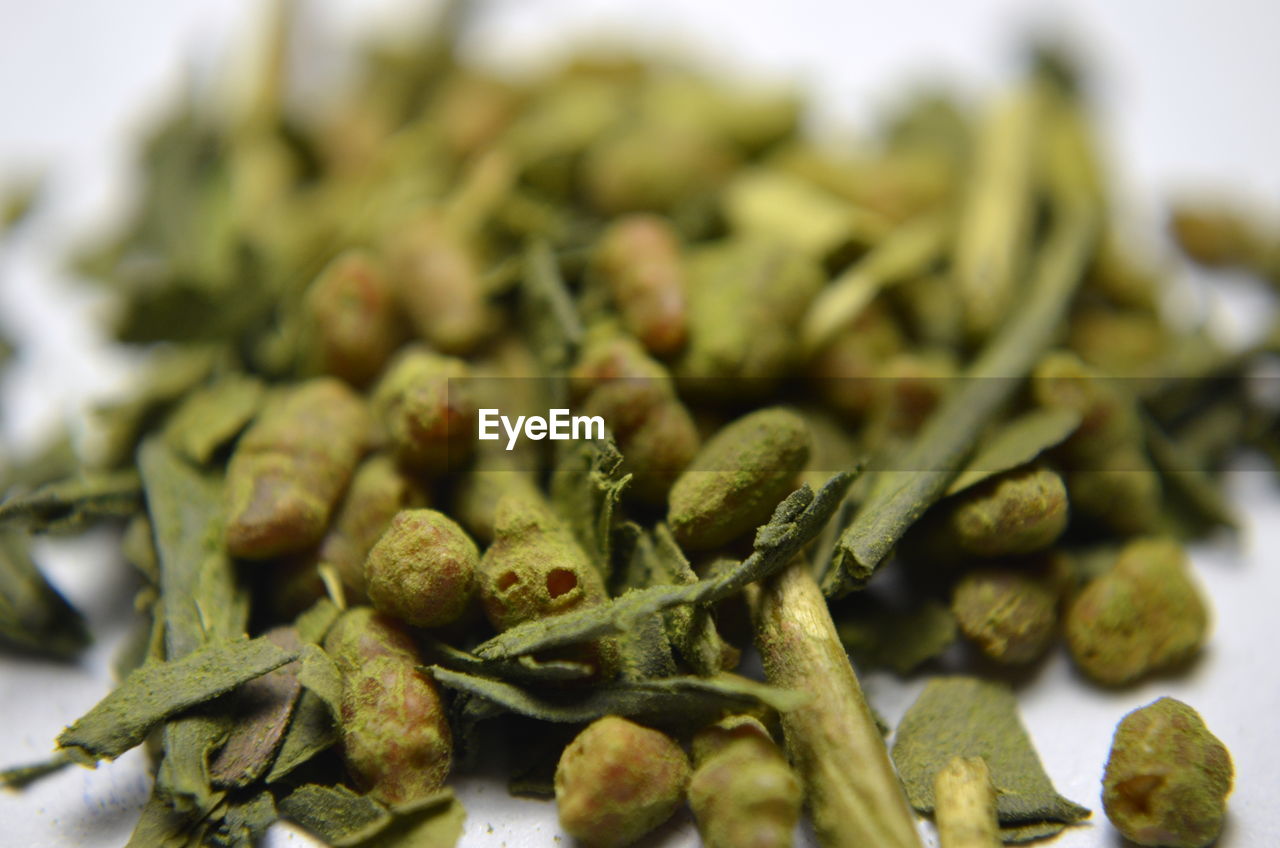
[1065,446,1163,536]
[944,465,1069,558]
[1103,697,1232,848]
[668,407,811,551]
[555,716,691,847]
[806,303,905,422]
[324,608,452,804]
[1068,306,1167,376]
[302,250,402,386]
[571,329,700,503]
[863,350,957,449]
[582,122,736,214]
[1032,351,1140,464]
[688,715,802,848]
[225,379,370,559]
[1066,538,1209,686]
[477,497,607,632]
[1169,202,1265,269]
[592,214,688,356]
[365,509,479,628]
[952,568,1058,664]
[372,346,475,475]
[678,239,824,398]
[385,211,494,354]
[319,453,428,603]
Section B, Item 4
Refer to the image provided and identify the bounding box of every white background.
[2,1,1279,846]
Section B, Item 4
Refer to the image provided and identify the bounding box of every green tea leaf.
[945,407,1081,496]
[824,185,1097,597]
[165,374,265,465]
[265,645,343,783]
[0,753,73,789]
[521,237,583,380]
[431,667,805,726]
[1142,414,1238,532]
[58,636,298,763]
[280,784,461,848]
[550,436,630,582]
[209,628,304,788]
[837,598,957,674]
[208,791,278,848]
[0,470,141,534]
[891,677,1090,838]
[0,527,90,658]
[475,472,854,661]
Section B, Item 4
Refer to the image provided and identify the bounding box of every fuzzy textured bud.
[668,407,811,550]
[365,509,479,628]
[555,716,691,847]
[372,346,476,475]
[225,379,370,559]
[303,250,402,386]
[592,214,688,356]
[324,608,452,804]
[688,715,802,848]
[1066,538,1209,686]
[944,465,1069,558]
[952,568,1058,664]
[1103,697,1232,848]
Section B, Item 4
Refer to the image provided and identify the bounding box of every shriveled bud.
[1032,351,1140,464]
[678,239,824,398]
[477,497,607,631]
[570,329,700,503]
[225,379,370,559]
[555,716,691,847]
[365,509,479,628]
[1065,446,1163,536]
[806,303,905,423]
[688,715,802,848]
[943,465,1069,558]
[324,608,452,804]
[303,250,402,386]
[952,568,1058,664]
[318,453,428,603]
[1066,538,1209,686]
[385,211,494,354]
[668,407,811,551]
[1103,697,1232,848]
[592,214,688,356]
[372,346,475,474]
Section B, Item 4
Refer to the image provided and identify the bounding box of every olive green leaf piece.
[0,470,141,534]
[164,374,266,465]
[836,598,958,674]
[207,791,278,848]
[0,527,90,658]
[474,471,854,661]
[431,666,805,727]
[550,436,630,582]
[280,784,464,848]
[522,237,584,381]
[945,407,1081,496]
[57,635,299,764]
[265,643,344,783]
[0,753,74,790]
[892,677,1090,842]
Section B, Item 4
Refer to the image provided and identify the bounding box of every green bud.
[678,239,824,397]
[952,568,1058,664]
[324,608,453,805]
[1065,446,1163,536]
[688,715,802,848]
[303,249,403,386]
[555,716,691,847]
[1066,538,1209,686]
[667,407,811,551]
[944,465,1069,558]
[806,303,904,423]
[384,211,494,354]
[1168,201,1266,269]
[1102,697,1232,848]
[1032,351,1140,465]
[365,509,479,628]
[592,214,688,356]
[570,328,700,503]
[372,346,475,475]
[225,379,371,559]
[863,350,957,450]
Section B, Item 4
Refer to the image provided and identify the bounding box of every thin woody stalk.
[748,558,923,848]
[933,757,1000,848]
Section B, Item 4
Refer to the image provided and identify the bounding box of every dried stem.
[748,558,923,848]
[933,757,1000,848]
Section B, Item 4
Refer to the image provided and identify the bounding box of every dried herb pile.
[1,3,1271,847]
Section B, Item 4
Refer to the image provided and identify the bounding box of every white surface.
[2,1,1279,846]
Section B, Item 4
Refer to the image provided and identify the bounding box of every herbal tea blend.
[1,2,1268,846]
